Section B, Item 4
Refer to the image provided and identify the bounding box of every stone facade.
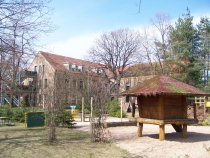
[23,51,109,108]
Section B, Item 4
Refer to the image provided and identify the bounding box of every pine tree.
[169,8,202,87]
[197,17,210,90]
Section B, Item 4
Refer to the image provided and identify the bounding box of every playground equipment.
[70,105,76,114]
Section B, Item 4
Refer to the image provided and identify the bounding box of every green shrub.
[11,107,32,122]
[201,119,210,126]
[115,110,127,118]
[1,105,13,119]
[109,105,120,117]
[105,99,127,118]
[55,110,75,128]
[104,99,119,112]
[0,107,3,117]
[0,106,43,123]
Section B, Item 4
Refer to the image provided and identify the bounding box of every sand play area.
[109,124,210,158]
[75,118,210,158]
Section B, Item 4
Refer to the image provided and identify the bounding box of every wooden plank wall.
[138,95,186,119]
[138,96,159,119]
[163,95,183,119]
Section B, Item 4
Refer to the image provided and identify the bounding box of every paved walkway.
[73,116,130,132]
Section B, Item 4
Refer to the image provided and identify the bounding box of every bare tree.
[150,12,171,74]
[0,0,54,107]
[88,28,142,96]
[41,67,110,142]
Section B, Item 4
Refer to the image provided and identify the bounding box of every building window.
[125,96,129,103]
[73,80,77,89]
[82,66,85,72]
[39,79,42,88]
[38,94,42,104]
[39,65,42,73]
[34,66,37,72]
[65,79,69,87]
[97,69,101,75]
[80,80,84,89]
[126,83,130,90]
[44,79,47,88]
[71,99,76,105]
[43,94,47,103]
[75,65,78,71]
[42,65,45,73]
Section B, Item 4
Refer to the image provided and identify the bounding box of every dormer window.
[69,64,72,70]
[71,64,76,71]
[75,65,78,71]
[62,62,73,71]
[82,66,85,72]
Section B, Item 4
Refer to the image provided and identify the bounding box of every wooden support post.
[137,123,143,137]
[132,103,135,117]
[90,97,93,118]
[182,124,187,138]
[159,125,165,141]
[121,98,123,122]
[158,95,164,119]
[137,97,141,117]
[182,96,187,119]
[171,124,182,132]
[193,104,197,119]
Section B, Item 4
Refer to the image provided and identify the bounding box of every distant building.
[23,51,109,108]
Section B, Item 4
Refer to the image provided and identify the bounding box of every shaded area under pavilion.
[121,75,210,141]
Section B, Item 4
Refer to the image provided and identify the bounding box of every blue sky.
[39,0,210,59]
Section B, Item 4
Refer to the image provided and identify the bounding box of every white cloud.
[41,12,210,60]
[192,12,210,25]
[42,32,100,60]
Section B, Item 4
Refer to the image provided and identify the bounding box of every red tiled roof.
[40,51,101,70]
[121,75,210,96]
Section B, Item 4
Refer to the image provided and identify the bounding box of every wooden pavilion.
[121,75,210,141]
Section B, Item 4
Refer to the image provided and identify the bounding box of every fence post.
[82,97,84,122]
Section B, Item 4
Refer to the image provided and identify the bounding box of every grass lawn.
[0,123,137,158]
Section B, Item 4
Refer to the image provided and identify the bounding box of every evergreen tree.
[197,17,210,90]
[169,8,202,87]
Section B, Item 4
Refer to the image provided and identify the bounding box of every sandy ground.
[74,118,210,158]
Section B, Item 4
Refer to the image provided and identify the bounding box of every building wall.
[23,52,56,108]
[119,75,154,111]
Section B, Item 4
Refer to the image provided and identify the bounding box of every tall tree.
[150,12,171,75]
[197,17,210,90]
[169,8,202,87]
[87,28,142,96]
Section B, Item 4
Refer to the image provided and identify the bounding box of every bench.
[0,117,16,126]
[72,114,90,122]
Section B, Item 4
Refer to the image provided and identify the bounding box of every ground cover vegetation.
[0,104,75,128]
[0,124,139,158]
